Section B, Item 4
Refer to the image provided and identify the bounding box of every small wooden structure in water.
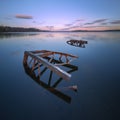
[23,58,78,103]
[67,39,88,48]
[23,50,78,80]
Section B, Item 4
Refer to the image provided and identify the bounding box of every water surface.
[0,32,120,120]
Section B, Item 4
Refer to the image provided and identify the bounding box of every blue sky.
[0,0,120,31]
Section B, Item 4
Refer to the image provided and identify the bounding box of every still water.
[0,32,120,120]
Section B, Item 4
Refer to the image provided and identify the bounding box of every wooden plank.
[51,51,78,58]
[39,51,53,57]
[23,63,71,103]
[30,50,78,58]
[24,51,71,80]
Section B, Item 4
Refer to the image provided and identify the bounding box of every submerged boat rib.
[23,50,78,80]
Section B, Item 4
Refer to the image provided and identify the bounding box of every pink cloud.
[15,14,33,19]
[84,19,108,25]
[110,20,120,24]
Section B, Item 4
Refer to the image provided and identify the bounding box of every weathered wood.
[30,50,78,58]
[68,39,88,44]
[23,63,71,103]
[67,39,88,48]
[24,51,72,80]
[39,51,53,57]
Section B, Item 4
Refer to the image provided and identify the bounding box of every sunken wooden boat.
[23,50,78,80]
[67,39,88,48]
[23,58,78,103]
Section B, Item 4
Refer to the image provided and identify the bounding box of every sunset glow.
[0,0,120,31]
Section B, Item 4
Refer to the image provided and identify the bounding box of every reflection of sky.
[1,32,120,41]
[0,32,120,120]
[0,0,120,31]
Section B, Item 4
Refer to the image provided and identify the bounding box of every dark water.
[0,32,120,120]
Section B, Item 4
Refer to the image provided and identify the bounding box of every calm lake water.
[0,32,120,120]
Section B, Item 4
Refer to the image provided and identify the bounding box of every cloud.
[73,19,85,25]
[84,22,94,25]
[64,19,85,27]
[83,25,104,28]
[85,19,108,25]
[61,26,80,31]
[62,18,120,31]
[93,19,107,23]
[100,22,108,25]
[75,19,85,22]
[32,21,45,25]
[63,19,85,30]
[110,20,120,24]
[46,26,54,30]
[64,24,73,27]
[67,26,80,29]
[15,14,33,19]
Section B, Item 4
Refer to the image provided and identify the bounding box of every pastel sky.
[0,0,120,31]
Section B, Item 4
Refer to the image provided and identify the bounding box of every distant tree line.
[0,25,120,32]
[72,30,120,32]
[0,26,48,32]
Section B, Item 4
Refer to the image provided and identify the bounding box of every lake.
[0,32,120,120]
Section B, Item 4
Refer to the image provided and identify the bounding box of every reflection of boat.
[23,50,78,80]
[67,39,88,48]
[23,55,78,103]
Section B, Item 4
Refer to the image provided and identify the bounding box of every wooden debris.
[67,39,88,48]
[23,63,71,103]
[68,85,78,92]
[23,55,78,103]
[23,50,78,80]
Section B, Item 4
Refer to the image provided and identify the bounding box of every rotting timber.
[23,59,78,103]
[67,39,88,48]
[23,50,78,80]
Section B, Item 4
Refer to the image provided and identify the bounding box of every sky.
[0,0,120,31]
